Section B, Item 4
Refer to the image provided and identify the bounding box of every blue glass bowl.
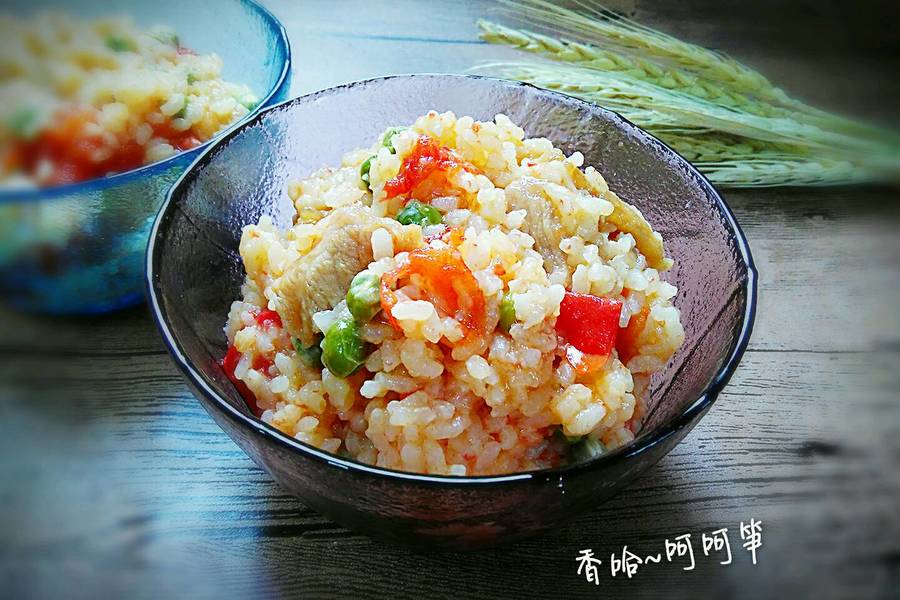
[0,0,290,314]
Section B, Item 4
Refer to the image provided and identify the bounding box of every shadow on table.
[252,461,734,600]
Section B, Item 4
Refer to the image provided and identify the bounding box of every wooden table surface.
[1,2,898,599]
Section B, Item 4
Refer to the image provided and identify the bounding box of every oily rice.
[224,111,684,475]
[0,12,257,186]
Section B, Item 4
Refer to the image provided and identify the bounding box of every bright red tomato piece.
[254,308,283,329]
[556,292,622,356]
[221,344,262,416]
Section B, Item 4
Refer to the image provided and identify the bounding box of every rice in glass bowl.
[0,0,290,313]
[222,111,685,476]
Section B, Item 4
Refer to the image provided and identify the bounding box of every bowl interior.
[150,74,754,474]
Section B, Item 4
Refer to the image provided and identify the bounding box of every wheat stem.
[478,19,900,146]
[477,61,886,153]
[475,1,900,186]
[695,158,882,187]
[493,0,791,105]
[479,21,780,117]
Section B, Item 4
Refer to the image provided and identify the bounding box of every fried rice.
[223,111,684,476]
[0,12,257,186]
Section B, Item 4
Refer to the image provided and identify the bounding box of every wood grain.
[0,1,898,599]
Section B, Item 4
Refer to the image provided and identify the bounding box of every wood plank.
[2,0,899,598]
[1,349,896,598]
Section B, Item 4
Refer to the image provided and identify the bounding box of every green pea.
[8,108,40,140]
[381,127,406,154]
[321,314,368,377]
[395,200,441,227]
[105,35,133,52]
[293,337,323,368]
[553,427,583,445]
[498,293,516,332]
[360,155,375,189]
[569,437,606,463]
[347,271,382,322]
[553,428,607,463]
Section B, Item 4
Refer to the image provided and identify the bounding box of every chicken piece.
[505,178,570,282]
[601,188,672,271]
[270,204,423,346]
[568,164,672,271]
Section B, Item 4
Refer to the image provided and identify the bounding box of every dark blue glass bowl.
[148,74,757,548]
[0,0,290,314]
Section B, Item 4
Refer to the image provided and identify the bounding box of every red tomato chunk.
[221,344,262,417]
[254,308,282,329]
[380,244,486,344]
[383,135,478,200]
[556,292,622,356]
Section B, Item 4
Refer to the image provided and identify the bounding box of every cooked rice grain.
[225,111,684,475]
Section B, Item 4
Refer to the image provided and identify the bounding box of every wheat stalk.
[660,133,800,161]
[656,133,881,186]
[492,0,791,106]
[475,1,900,186]
[695,158,881,187]
[478,19,900,146]
[479,21,784,118]
[477,61,884,153]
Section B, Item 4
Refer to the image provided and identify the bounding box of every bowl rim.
[0,0,291,204]
[147,73,758,486]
